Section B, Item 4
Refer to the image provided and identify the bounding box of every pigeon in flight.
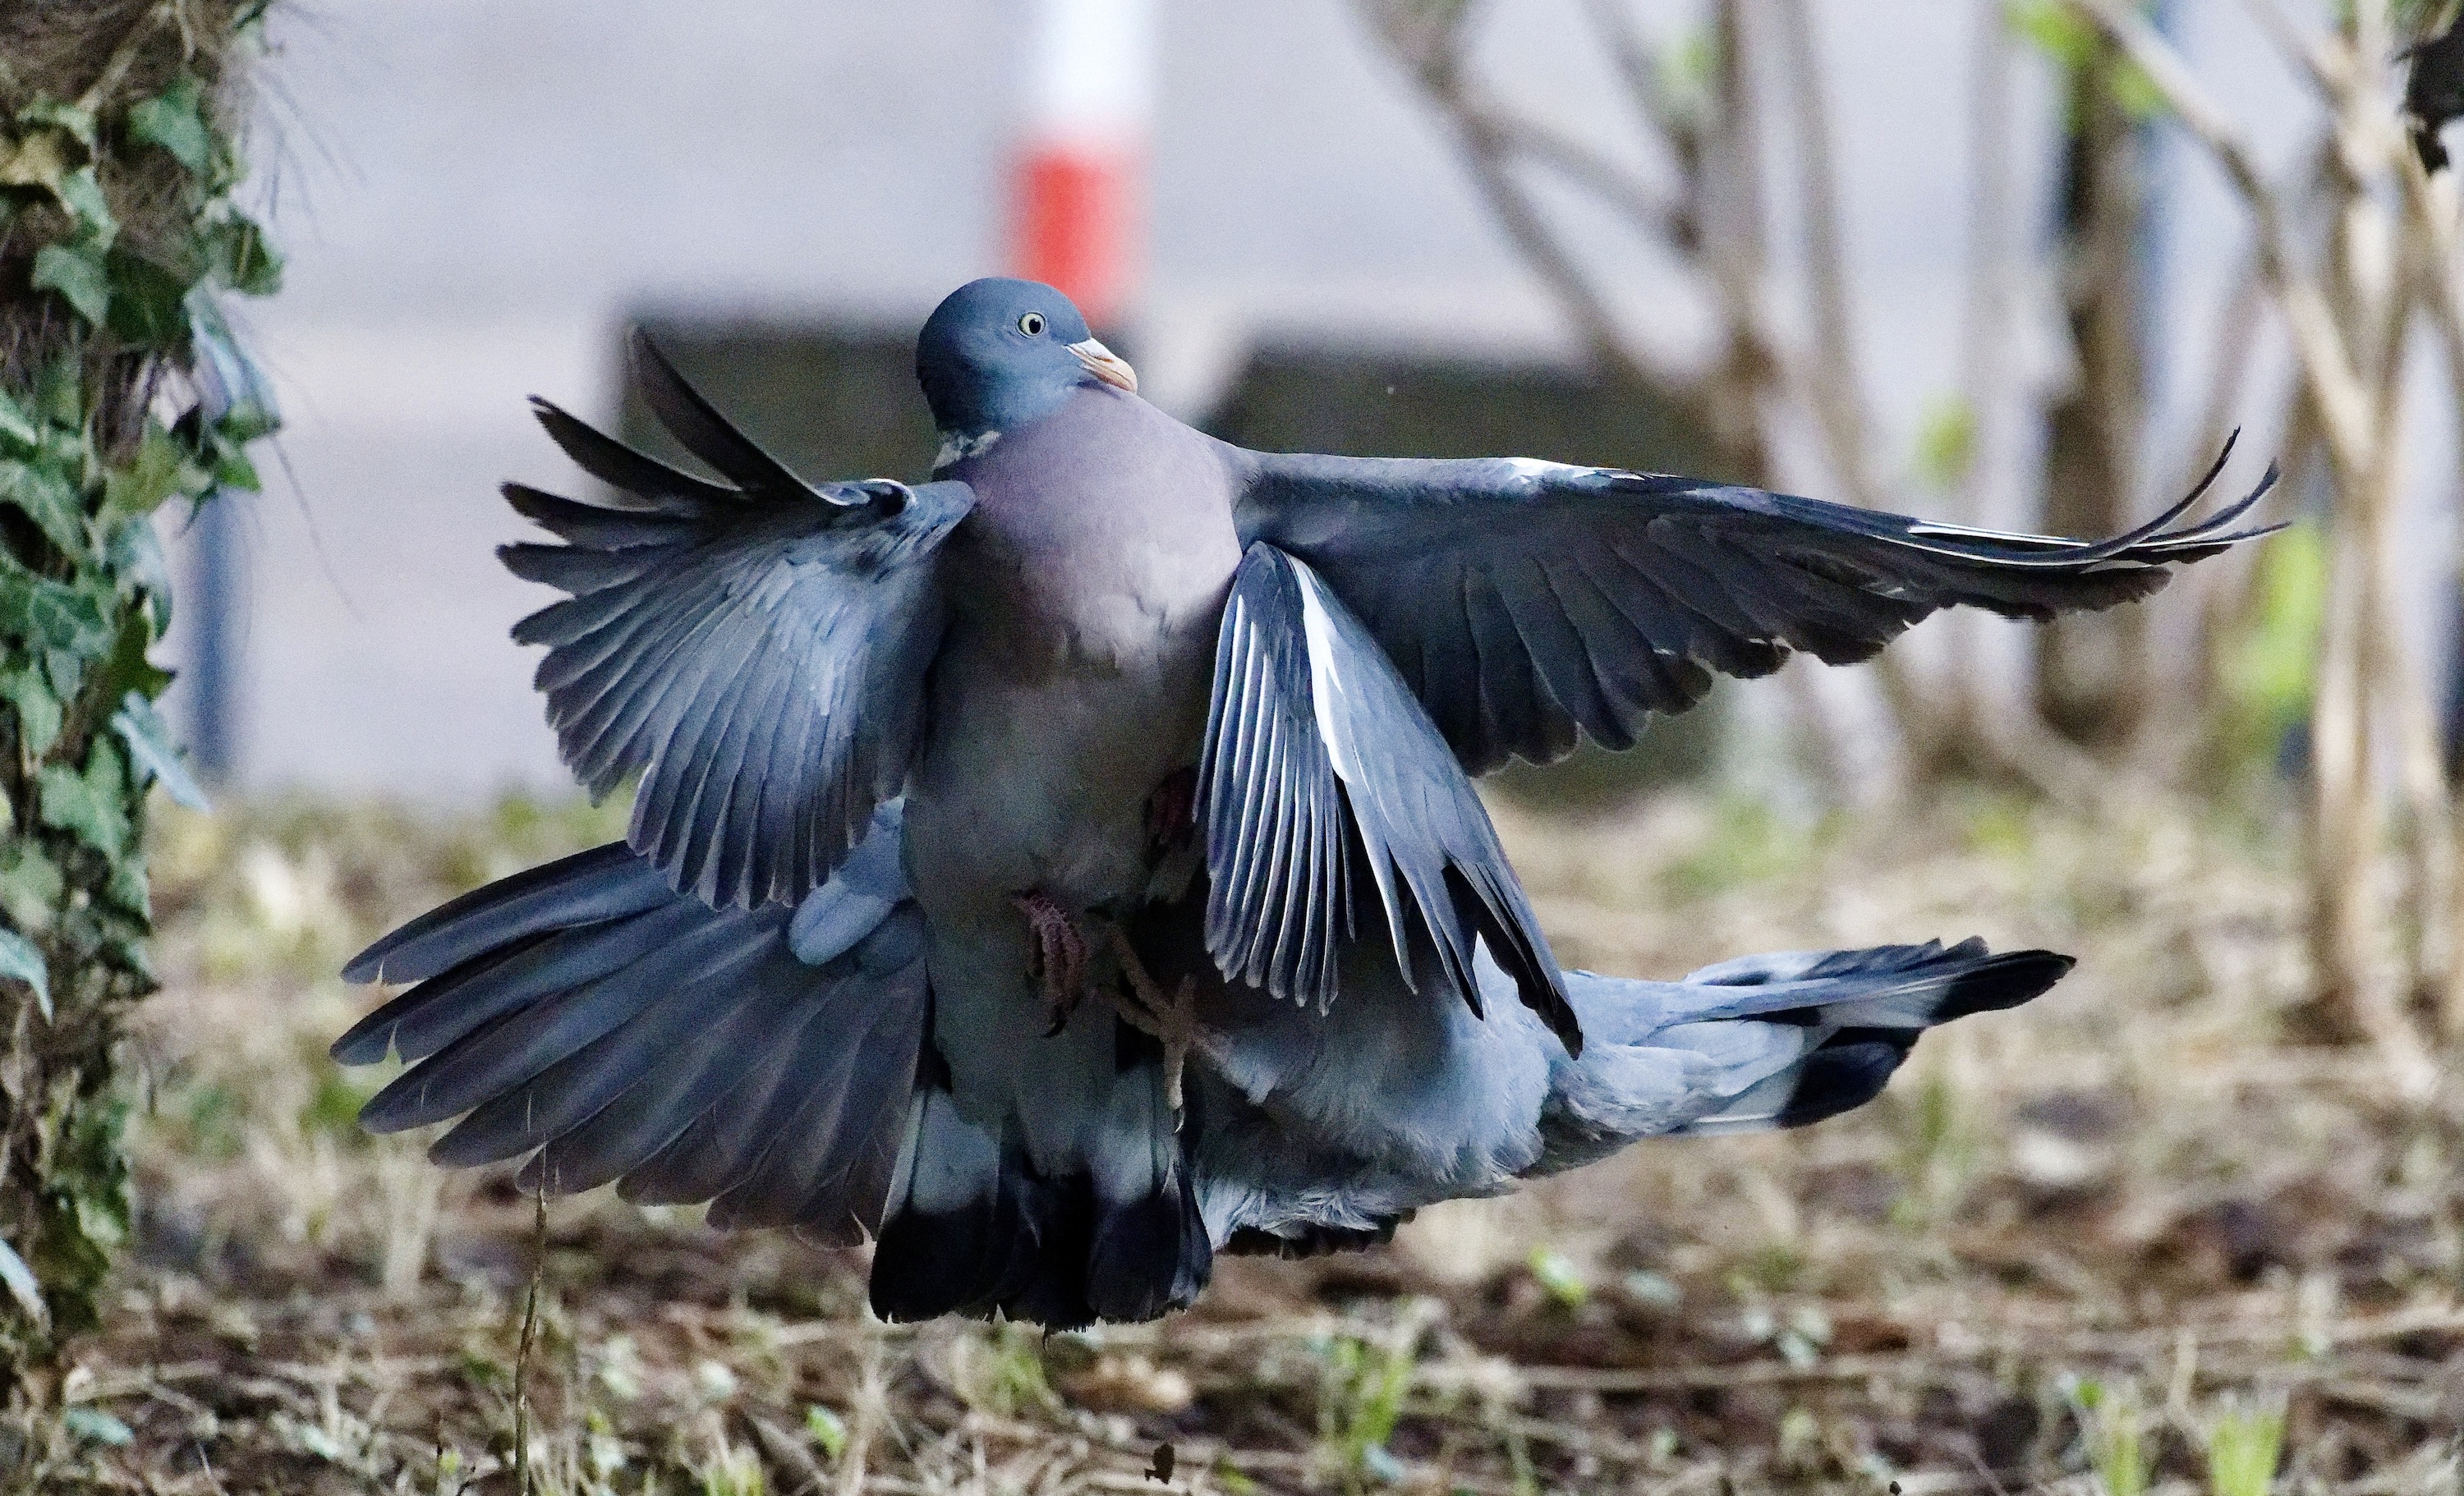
[338,278,2273,1328]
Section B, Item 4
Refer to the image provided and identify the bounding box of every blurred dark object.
[2035,27,2150,751]
[619,317,940,483]
[2404,19,2464,172]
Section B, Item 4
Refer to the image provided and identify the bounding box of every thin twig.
[511,1187,545,1496]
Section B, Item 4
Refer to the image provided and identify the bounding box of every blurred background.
[183,0,2441,800]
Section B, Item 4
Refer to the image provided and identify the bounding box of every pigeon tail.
[1532,938,2071,1173]
[871,1046,1211,1329]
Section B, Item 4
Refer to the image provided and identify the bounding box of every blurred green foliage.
[2007,0,2169,125]
[2217,520,2325,781]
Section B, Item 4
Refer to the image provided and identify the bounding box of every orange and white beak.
[1069,337,1138,393]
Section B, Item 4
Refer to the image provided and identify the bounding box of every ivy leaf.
[0,130,69,192]
[204,214,281,297]
[190,288,280,440]
[34,354,81,429]
[0,928,48,1021]
[0,567,112,657]
[0,669,63,756]
[126,76,211,174]
[97,608,171,702]
[103,248,195,349]
[0,844,63,937]
[54,167,116,245]
[107,515,172,621]
[0,459,87,558]
[30,241,110,326]
[38,741,130,860]
[0,388,38,452]
[208,439,258,493]
[18,99,97,150]
[102,424,200,516]
[112,692,208,812]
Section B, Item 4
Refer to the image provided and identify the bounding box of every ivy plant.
[0,4,280,1374]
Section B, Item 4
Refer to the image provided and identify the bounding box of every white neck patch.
[934,429,1001,471]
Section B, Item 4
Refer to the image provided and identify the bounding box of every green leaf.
[113,691,208,811]
[0,845,63,935]
[34,354,80,428]
[209,440,259,492]
[804,1405,848,1460]
[102,423,200,516]
[30,241,110,326]
[104,854,147,918]
[190,286,281,441]
[2006,0,2095,68]
[205,213,281,296]
[1915,395,1978,490]
[0,566,112,657]
[107,513,172,619]
[103,247,196,348]
[0,129,70,193]
[0,389,38,452]
[0,458,87,557]
[0,929,48,1021]
[0,669,62,755]
[54,167,115,245]
[1527,1244,1590,1308]
[37,741,129,860]
[99,606,172,701]
[19,99,97,150]
[126,76,212,173]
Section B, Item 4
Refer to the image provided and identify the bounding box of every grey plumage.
[508,333,972,910]
[1202,544,1574,1047]
[1234,437,2273,771]
[337,276,2273,1329]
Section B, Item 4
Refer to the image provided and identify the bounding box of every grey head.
[914,278,1138,456]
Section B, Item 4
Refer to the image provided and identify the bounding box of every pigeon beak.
[1070,338,1138,393]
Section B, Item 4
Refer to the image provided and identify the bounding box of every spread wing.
[503,333,972,908]
[1234,439,2277,773]
[1201,543,1579,1053]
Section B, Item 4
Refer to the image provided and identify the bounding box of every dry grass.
[10,782,2462,1494]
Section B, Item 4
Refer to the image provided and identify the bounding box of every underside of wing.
[503,333,973,908]
[1200,543,1579,1052]
[338,810,929,1245]
[1236,440,2278,773]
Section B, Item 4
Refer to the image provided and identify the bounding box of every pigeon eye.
[1018,312,1047,337]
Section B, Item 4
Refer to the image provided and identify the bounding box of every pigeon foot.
[1105,927,1199,1118]
[1011,891,1091,1035]
[1143,767,1199,860]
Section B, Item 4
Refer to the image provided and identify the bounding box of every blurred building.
[168,0,2452,800]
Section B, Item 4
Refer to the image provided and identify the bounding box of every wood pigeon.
[338,277,2274,1328]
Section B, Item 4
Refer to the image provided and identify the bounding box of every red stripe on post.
[1011,143,1138,328]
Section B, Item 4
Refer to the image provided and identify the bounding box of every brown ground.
[13,782,2463,1494]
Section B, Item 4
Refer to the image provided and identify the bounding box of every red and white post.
[1012,0,1156,328]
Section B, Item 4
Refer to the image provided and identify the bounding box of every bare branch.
[1577,0,1680,145]
[2071,0,2376,471]
[1465,102,1683,236]
[1451,116,1674,392]
[2239,0,2347,101]
[1766,0,1878,507]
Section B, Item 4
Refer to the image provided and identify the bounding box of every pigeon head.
[915,278,1138,447]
